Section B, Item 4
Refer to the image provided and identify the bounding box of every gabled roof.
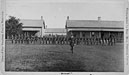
[66,20,124,28]
[45,28,66,33]
[20,19,44,27]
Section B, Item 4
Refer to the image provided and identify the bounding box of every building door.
[101,32,104,39]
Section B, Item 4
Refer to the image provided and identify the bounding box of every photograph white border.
[0,0,129,75]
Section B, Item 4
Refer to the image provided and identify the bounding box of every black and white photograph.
[0,0,128,74]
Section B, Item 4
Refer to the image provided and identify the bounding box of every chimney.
[98,16,101,21]
[67,16,69,20]
[41,16,43,20]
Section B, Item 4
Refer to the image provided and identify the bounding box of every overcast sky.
[6,0,125,28]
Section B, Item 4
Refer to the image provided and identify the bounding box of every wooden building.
[65,16,124,42]
[20,16,46,37]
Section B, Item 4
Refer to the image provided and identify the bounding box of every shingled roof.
[20,19,44,27]
[66,20,124,28]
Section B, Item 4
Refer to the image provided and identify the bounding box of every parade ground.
[5,43,124,72]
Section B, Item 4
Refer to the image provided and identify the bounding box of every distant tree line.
[5,16,23,39]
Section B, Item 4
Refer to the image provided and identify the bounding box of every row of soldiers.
[11,36,116,46]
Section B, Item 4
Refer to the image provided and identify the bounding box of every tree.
[5,16,23,39]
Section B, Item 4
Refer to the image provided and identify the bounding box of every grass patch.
[5,44,124,72]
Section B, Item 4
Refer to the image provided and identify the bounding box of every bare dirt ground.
[5,43,124,72]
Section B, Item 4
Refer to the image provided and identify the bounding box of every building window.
[83,34,85,37]
[74,34,76,37]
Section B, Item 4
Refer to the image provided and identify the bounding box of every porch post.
[80,31,82,38]
[109,32,110,37]
[90,32,91,38]
[99,32,101,38]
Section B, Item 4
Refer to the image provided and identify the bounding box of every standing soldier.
[29,36,32,44]
[64,37,66,45]
[47,37,49,44]
[51,35,53,44]
[44,36,46,44]
[112,36,115,45]
[48,37,50,44]
[26,36,29,44]
[89,38,91,45]
[85,38,88,45]
[103,38,106,46]
[18,34,21,44]
[96,38,99,45]
[50,37,52,44]
[49,37,52,44]
[99,38,101,45]
[28,35,31,44]
[107,37,110,45]
[57,37,59,45]
[21,34,23,44]
[55,36,57,44]
[46,37,48,44]
[39,36,42,44]
[100,38,103,45]
[87,38,89,45]
[82,37,85,45]
[62,37,64,45]
[51,36,53,44]
[76,38,79,45]
[93,38,95,45]
[69,35,75,54]
[11,35,13,44]
[67,37,70,45]
[15,35,18,44]
[17,35,20,44]
[11,35,14,44]
[34,36,36,44]
[78,38,80,45]
[31,36,34,44]
[59,37,61,44]
[84,37,87,45]
[74,37,77,45]
[109,35,113,46]
[105,38,108,45]
[42,36,44,44]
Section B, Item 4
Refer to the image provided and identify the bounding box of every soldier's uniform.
[96,38,99,45]
[89,38,92,45]
[43,37,46,44]
[112,37,115,45]
[39,37,41,44]
[101,38,103,45]
[51,37,53,44]
[46,37,48,44]
[83,38,85,45]
[11,35,14,44]
[15,35,18,44]
[62,37,64,45]
[49,37,51,44]
[26,35,28,44]
[42,37,44,44]
[69,36,74,53]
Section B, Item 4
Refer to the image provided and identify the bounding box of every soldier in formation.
[10,34,116,46]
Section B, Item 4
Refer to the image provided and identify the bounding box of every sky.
[6,0,125,28]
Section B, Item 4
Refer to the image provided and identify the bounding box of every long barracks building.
[65,16,124,42]
[20,16,46,37]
